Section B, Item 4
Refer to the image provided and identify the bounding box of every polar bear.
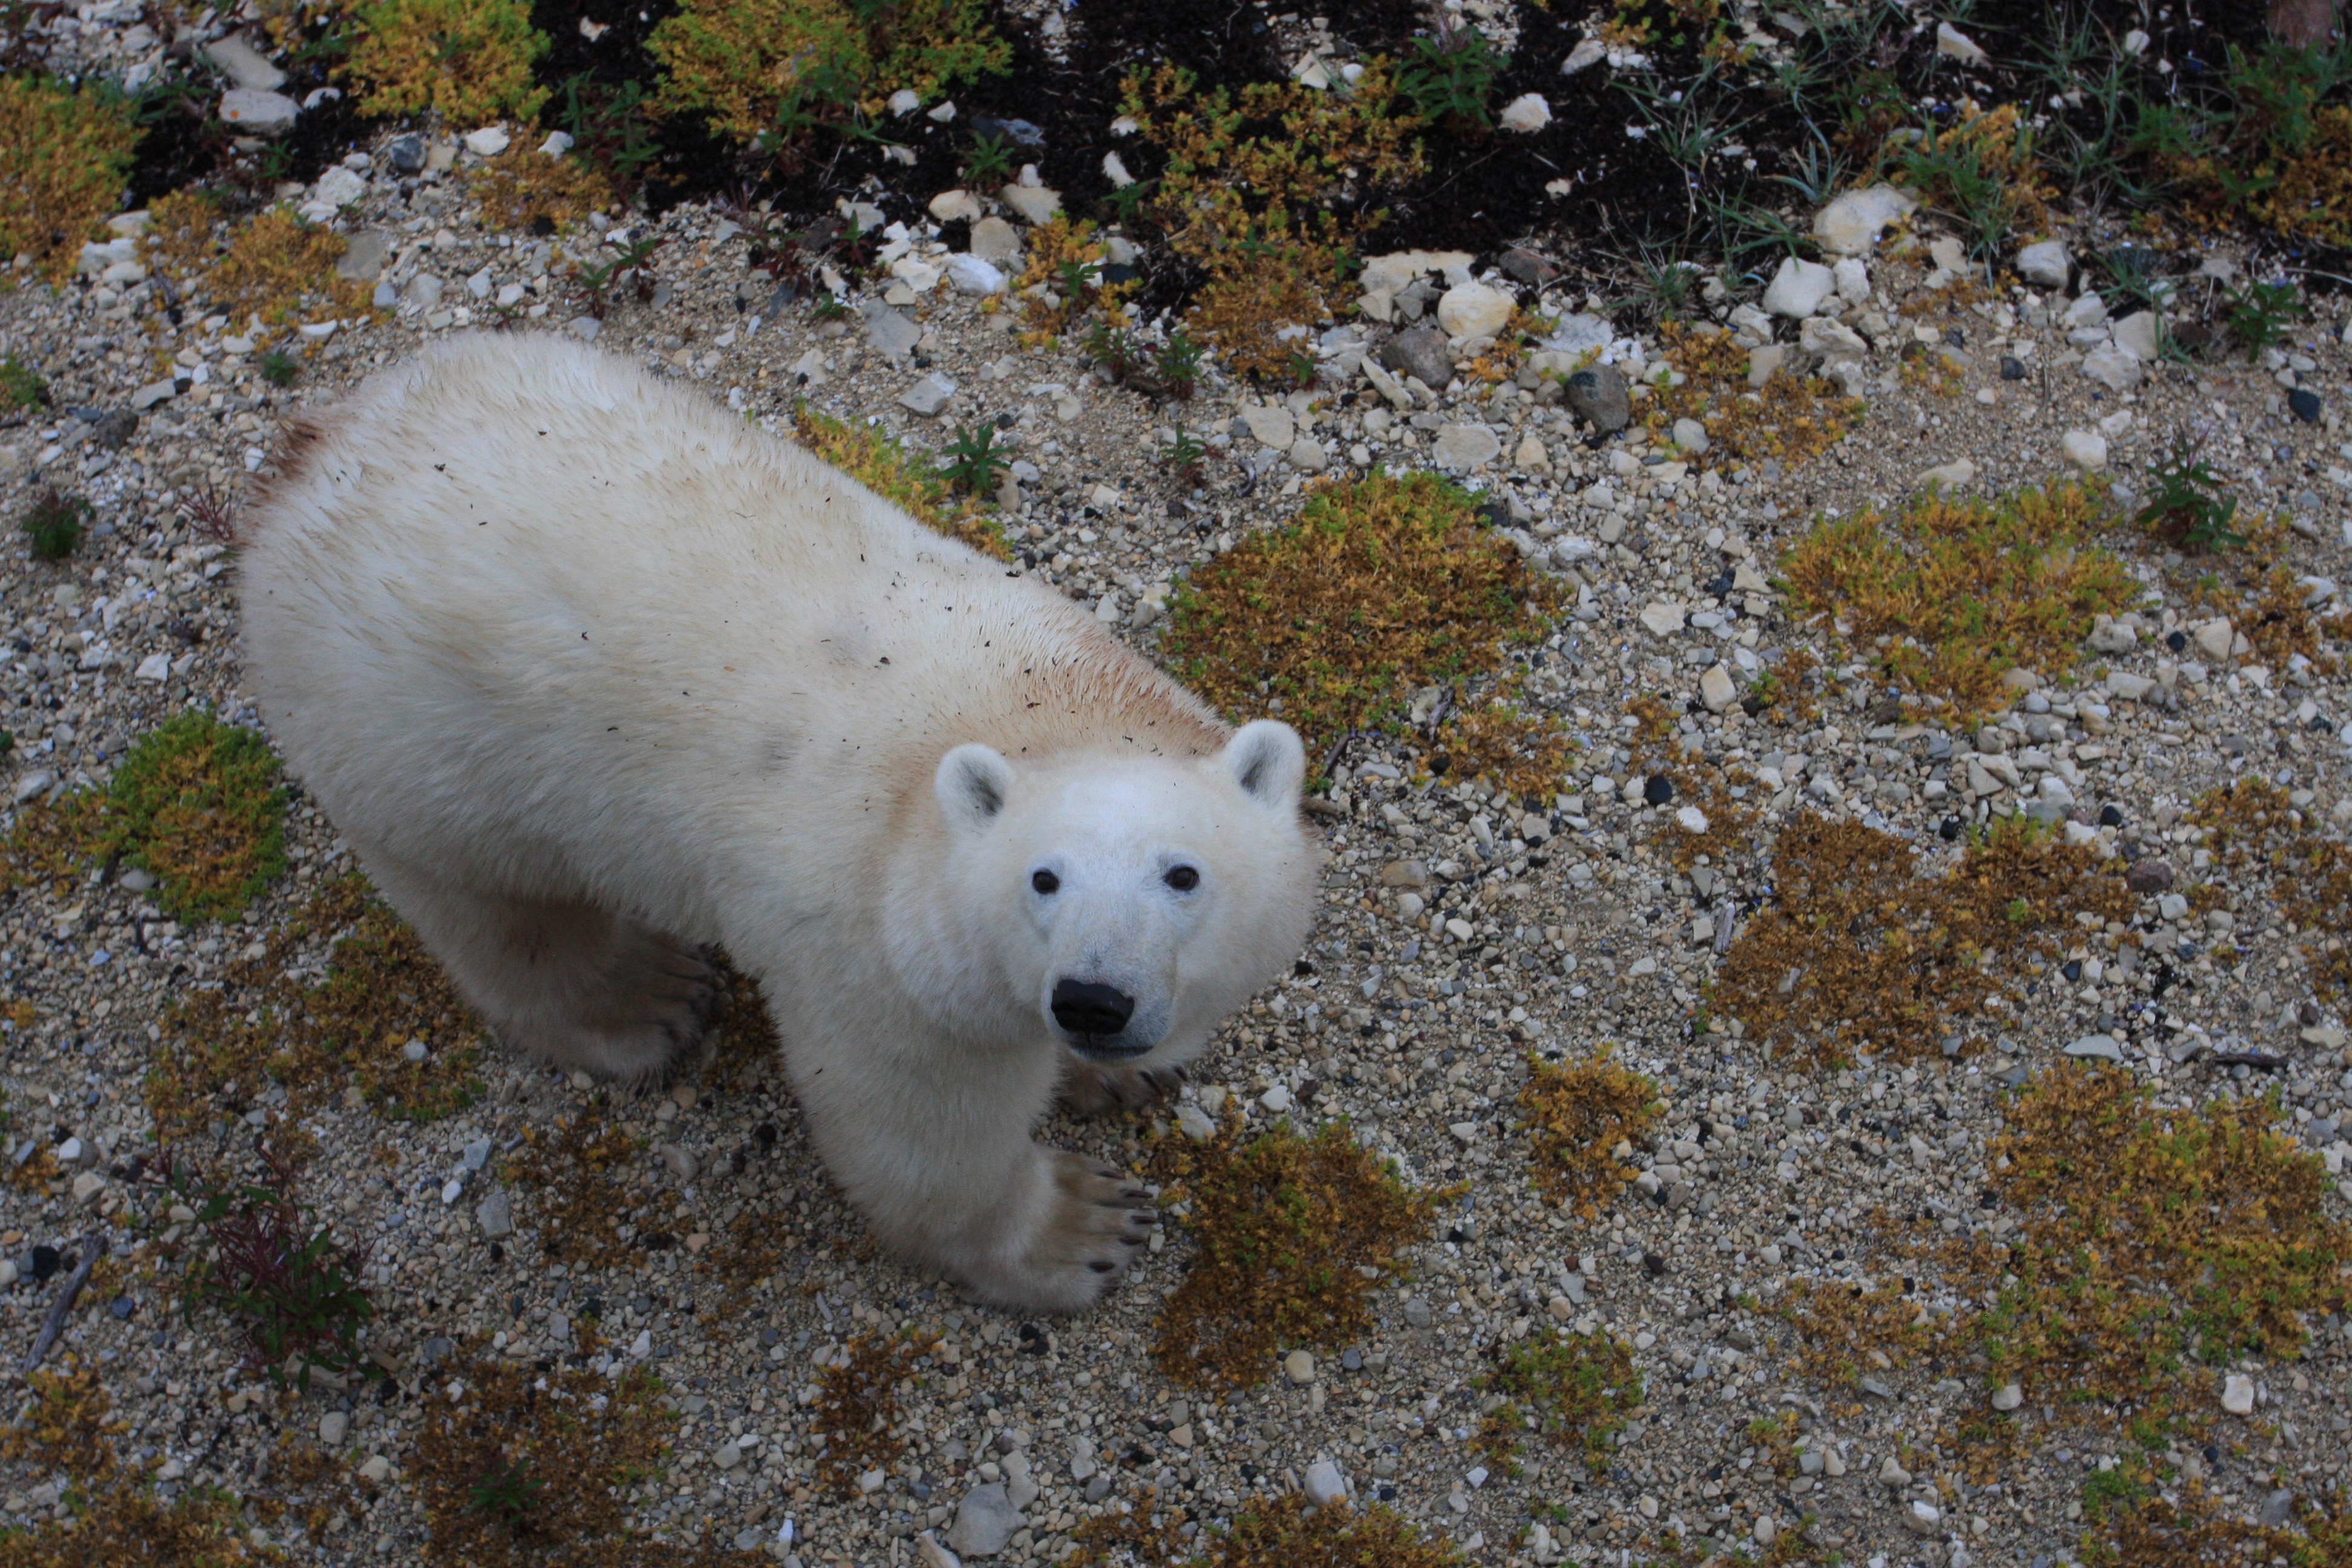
[238,334,1321,1312]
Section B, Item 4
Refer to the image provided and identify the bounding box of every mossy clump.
[506,1114,647,1272]
[149,201,371,327]
[1641,322,1866,472]
[1514,1048,1661,1217]
[1120,62,1424,381]
[1716,814,2134,1063]
[1968,1063,2352,1402]
[468,146,616,233]
[1160,471,1563,784]
[0,1482,277,1568]
[1,1359,123,1478]
[1435,672,1581,801]
[93,711,288,923]
[415,1356,742,1567]
[0,77,140,287]
[1780,1277,1930,1394]
[1,353,49,411]
[811,1332,923,1496]
[146,876,485,1142]
[19,486,90,561]
[650,0,1007,149]
[1474,1329,1643,1473]
[1151,1119,1437,1388]
[344,0,550,124]
[791,403,1010,562]
[1071,1494,1459,1568]
[2083,1480,2352,1568]
[2190,777,2352,999]
[1780,474,2137,716]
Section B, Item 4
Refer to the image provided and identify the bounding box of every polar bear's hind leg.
[358,849,719,1083]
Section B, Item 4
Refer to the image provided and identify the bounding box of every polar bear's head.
[929,721,1319,1062]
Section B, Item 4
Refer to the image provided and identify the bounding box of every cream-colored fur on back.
[238,333,1320,1312]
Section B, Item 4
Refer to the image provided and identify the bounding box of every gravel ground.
[1,85,2350,1568]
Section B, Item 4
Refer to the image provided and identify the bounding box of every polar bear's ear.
[936,743,1016,832]
[1222,720,1305,814]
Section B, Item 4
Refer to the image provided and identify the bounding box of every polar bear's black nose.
[1052,979,1135,1037]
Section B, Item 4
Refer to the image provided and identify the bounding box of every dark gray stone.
[1379,324,1454,391]
[386,133,426,174]
[90,411,138,451]
[2289,387,2322,424]
[1564,364,1632,434]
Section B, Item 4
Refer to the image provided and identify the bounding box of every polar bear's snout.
[1050,978,1142,1056]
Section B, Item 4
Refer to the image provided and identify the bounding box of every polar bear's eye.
[1031,869,1060,895]
[1164,866,1200,892]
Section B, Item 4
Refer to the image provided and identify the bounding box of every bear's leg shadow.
[788,1038,1155,1313]
[354,846,719,1083]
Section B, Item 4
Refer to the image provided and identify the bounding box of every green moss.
[94,711,287,923]
[790,403,1010,561]
[1151,1117,1440,1388]
[19,488,90,561]
[650,0,1007,149]
[1475,1328,1644,1473]
[1780,474,2137,717]
[0,77,140,287]
[1072,1492,1460,1568]
[0,354,48,411]
[1160,471,1564,790]
[344,0,550,124]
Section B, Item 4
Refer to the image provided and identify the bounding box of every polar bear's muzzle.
[1051,978,1151,1059]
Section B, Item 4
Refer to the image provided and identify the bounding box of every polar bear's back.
[238,333,1226,917]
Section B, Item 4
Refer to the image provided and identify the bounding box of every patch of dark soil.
[120,39,382,212]
[526,0,738,213]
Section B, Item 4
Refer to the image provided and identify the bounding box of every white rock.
[1670,417,1708,454]
[1432,423,1500,471]
[888,88,923,116]
[968,216,1021,264]
[1283,1350,1316,1385]
[1498,93,1551,133]
[1240,404,1296,449]
[1514,431,1551,472]
[1991,1383,2024,1411]
[1937,21,1988,64]
[218,89,299,134]
[1561,36,1607,74]
[900,374,957,416]
[1638,601,1687,636]
[2193,618,2235,662]
[1288,437,1329,472]
[889,255,941,293]
[1302,1459,1348,1507]
[13,771,54,805]
[944,253,1005,295]
[1102,150,1136,187]
[1812,184,1916,256]
[463,125,511,157]
[928,189,984,224]
[131,380,177,410]
[1762,255,1836,319]
[1921,457,1978,488]
[2060,430,2108,471]
[1831,256,1870,301]
[537,129,573,157]
[2065,1035,2123,1061]
[2080,343,2143,391]
[2112,310,2161,362]
[1436,282,1515,339]
[999,183,1062,224]
[918,1532,962,1568]
[2223,1374,2256,1415]
[1175,1103,1217,1141]
[2017,240,2071,289]
[134,652,173,682]
[1358,249,1475,295]
[1698,664,1738,713]
[1676,805,1713,834]
[947,1483,1022,1557]
[1800,316,1867,363]
[204,31,287,91]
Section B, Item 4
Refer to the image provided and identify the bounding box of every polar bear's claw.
[1057,1060,1186,1118]
[977,1150,1157,1312]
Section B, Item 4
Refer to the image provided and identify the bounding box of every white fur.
[237,334,1319,1312]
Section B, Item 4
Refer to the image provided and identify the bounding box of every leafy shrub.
[0,354,48,411]
[789,403,1010,561]
[1152,1118,1437,1388]
[19,487,90,561]
[175,1145,378,1390]
[344,0,550,124]
[2137,440,2244,553]
[96,710,289,923]
[0,77,140,286]
[1780,475,2135,716]
[1396,19,1509,131]
[1161,471,1562,785]
[650,0,1007,149]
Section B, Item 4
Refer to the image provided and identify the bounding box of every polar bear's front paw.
[1057,1060,1184,1117]
[982,1152,1153,1313]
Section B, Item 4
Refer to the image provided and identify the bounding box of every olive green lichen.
[0,77,140,286]
[344,0,550,125]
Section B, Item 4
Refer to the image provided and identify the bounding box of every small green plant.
[961,129,1014,188]
[1159,424,1210,488]
[1397,18,1509,131]
[1475,1329,1645,1473]
[811,289,849,321]
[552,73,660,200]
[938,421,1011,496]
[2137,439,2246,553]
[2223,277,2308,363]
[19,487,89,561]
[174,1145,380,1391]
[1153,329,1203,400]
[570,255,622,320]
[1083,318,1142,384]
[609,233,665,304]
[257,347,298,388]
[97,710,289,922]
[0,353,48,411]
[466,1457,545,1534]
